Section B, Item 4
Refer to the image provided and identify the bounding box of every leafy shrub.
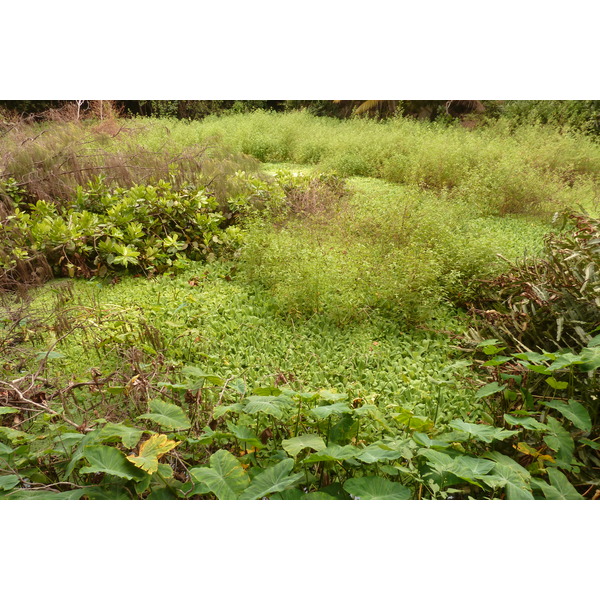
[0,173,285,281]
[469,212,600,353]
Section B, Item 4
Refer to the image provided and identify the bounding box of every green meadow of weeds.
[132,111,600,216]
[26,264,482,427]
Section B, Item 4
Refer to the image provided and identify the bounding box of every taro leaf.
[449,456,496,483]
[545,377,569,390]
[99,423,144,449]
[318,390,348,402]
[79,445,146,481]
[139,398,191,431]
[243,396,285,419]
[300,491,337,500]
[394,410,433,432]
[251,386,282,396]
[181,366,225,388]
[412,432,450,448]
[481,451,533,499]
[2,488,89,500]
[0,442,14,456]
[213,403,243,418]
[580,347,600,371]
[0,426,33,443]
[343,476,411,500]
[0,407,19,415]
[355,444,404,464]
[81,486,132,500]
[513,351,547,363]
[474,381,506,399]
[147,486,179,500]
[419,448,456,474]
[311,403,353,420]
[282,434,326,458]
[226,422,263,447]
[588,333,600,347]
[531,470,583,500]
[546,352,584,372]
[65,429,101,478]
[544,417,575,469]
[328,413,357,445]
[303,444,359,464]
[126,434,180,474]
[449,420,517,443]
[190,449,250,500]
[0,474,19,491]
[482,356,513,367]
[504,414,548,431]
[239,458,303,500]
[542,400,592,433]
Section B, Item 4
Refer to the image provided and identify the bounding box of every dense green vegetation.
[1,106,599,499]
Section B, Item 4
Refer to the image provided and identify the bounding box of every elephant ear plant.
[1,334,598,499]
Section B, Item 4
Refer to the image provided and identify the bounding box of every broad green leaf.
[504,414,548,431]
[531,470,583,500]
[318,390,348,402]
[0,474,19,491]
[139,398,191,430]
[300,491,337,500]
[303,444,359,464]
[239,459,303,499]
[542,400,592,433]
[544,417,574,468]
[0,407,19,415]
[474,382,506,399]
[505,482,534,500]
[0,427,33,443]
[545,377,569,390]
[412,432,450,448]
[2,488,88,500]
[243,396,285,419]
[579,346,600,371]
[546,352,584,372]
[80,445,146,481]
[310,403,353,420]
[513,351,547,363]
[449,420,516,443]
[343,476,411,500]
[190,449,250,500]
[226,422,263,447]
[355,444,404,464]
[450,455,496,482]
[65,429,101,478]
[99,423,144,449]
[213,403,243,418]
[419,448,456,473]
[0,441,14,456]
[282,434,326,458]
[126,434,180,474]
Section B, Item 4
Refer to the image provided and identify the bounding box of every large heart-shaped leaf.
[355,444,404,464]
[0,474,19,491]
[531,469,583,500]
[542,400,591,433]
[304,444,359,464]
[311,403,353,420]
[139,398,191,431]
[450,420,516,443]
[80,445,146,481]
[190,449,250,500]
[474,382,506,399]
[343,476,411,500]
[126,434,180,474]
[239,459,303,500]
[243,396,286,419]
[282,434,326,458]
[99,423,144,449]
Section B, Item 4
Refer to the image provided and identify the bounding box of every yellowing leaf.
[126,434,180,474]
[515,442,555,463]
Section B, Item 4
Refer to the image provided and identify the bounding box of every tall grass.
[133,111,600,216]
